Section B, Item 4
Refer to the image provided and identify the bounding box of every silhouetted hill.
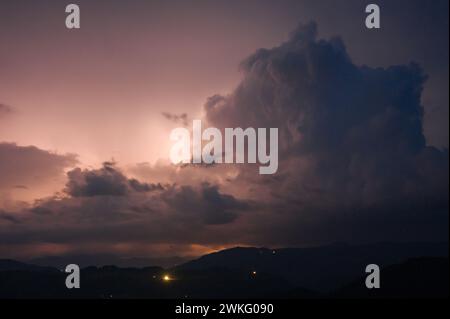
[0,242,448,298]
[175,242,449,292]
[333,257,449,298]
[0,264,312,299]
[29,254,186,269]
[0,259,57,273]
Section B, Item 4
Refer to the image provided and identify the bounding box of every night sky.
[0,0,448,261]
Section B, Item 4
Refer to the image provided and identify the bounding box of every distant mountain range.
[0,242,448,298]
[0,259,57,273]
[175,242,449,292]
[28,254,188,269]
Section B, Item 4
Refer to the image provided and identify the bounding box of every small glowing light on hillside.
[252,271,257,276]
[163,274,172,282]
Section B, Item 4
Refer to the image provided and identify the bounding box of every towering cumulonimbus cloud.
[203,22,449,243]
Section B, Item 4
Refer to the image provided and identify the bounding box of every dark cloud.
[162,183,249,225]
[0,21,447,259]
[204,22,449,243]
[0,210,21,224]
[65,162,164,197]
[0,165,250,253]
[129,178,164,192]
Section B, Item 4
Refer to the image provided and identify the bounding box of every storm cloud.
[203,22,449,243]
[0,21,448,259]
[65,161,164,197]
[0,161,250,257]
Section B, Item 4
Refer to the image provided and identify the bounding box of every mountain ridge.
[2,242,448,293]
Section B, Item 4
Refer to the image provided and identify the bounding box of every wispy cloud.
[0,103,12,117]
[162,112,189,127]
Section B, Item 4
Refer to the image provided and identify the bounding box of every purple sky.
[0,0,448,261]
